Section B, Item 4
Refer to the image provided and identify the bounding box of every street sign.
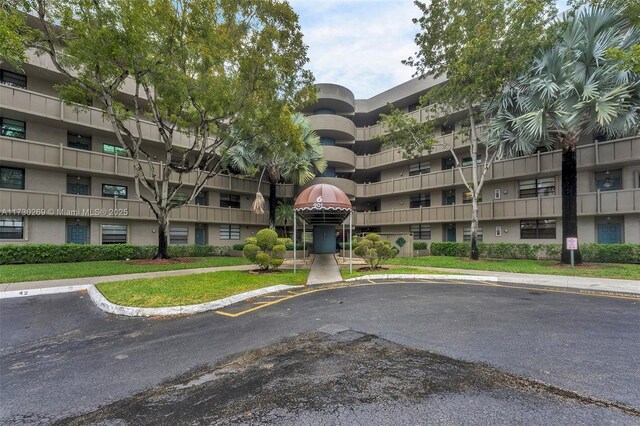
[566,238,578,250]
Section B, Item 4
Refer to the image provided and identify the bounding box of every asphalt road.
[1,280,639,424]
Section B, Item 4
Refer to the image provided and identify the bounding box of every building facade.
[1,53,639,247]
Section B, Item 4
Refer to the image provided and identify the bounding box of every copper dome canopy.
[294,184,352,225]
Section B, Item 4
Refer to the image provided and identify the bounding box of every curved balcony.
[322,145,356,171]
[307,114,356,143]
[303,177,356,199]
[302,83,355,115]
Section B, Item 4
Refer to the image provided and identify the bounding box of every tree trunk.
[468,104,480,261]
[269,180,277,229]
[155,214,170,259]
[470,197,480,260]
[561,143,582,264]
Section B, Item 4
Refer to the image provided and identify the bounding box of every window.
[442,157,455,170]
[595,170,622,191]
[67,133,91,150]
[67,176,91,195]
[170,226,188,245]
[102,184,127,199]
[0,70,27,88]
[0,216,24,239]
[410,224,431,240]
[103,143,127,156]
[319,137,336,146]
[463,226,483,242]
[408,103,420,112]
[409,161,430,176]
[101,224,127,244]
[520,219,557,239]
[195,191,207,206]
[220,193,241,208]
[444,191,456,205]
[463,191,482,204]
[519,178,555,198]
[1,118,26,139]
[441,123,455,135]
[0,167,24,189]
[220,224,240,240]
[462,156,482,167]
[410,193,431,208]
[313,108,335,115]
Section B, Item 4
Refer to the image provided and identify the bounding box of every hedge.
[0,244,231,265]
[413,241,428,250]
[428,242,639,264]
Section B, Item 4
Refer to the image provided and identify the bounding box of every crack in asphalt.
[49,330,640,425]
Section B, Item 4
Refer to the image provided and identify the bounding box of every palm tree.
[486,7,640,264]
[275,199,294,237]
[225,113,327,227]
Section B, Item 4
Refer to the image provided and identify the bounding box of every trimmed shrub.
[580,243,640,264]
[232,243,246,251]
[413,241,428,250]
[0,244,231,265]
[242,228,286,270]
[353,233,398,269]
[285,242,304,251]
[276,237,292,246]
[430,242,470,257]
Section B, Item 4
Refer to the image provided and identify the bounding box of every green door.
[67,225,88,244]
[445,225,456,242]
[195,224,207,246]
[598,224,621,244]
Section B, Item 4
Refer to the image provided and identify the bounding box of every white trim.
[345,274,498,282]
[0,284,91,299]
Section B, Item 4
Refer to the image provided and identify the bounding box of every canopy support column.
[293,210,297,274]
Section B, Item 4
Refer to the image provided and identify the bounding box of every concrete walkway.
[307,254,342,285]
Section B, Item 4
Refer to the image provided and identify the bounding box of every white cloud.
[290,0,421,99]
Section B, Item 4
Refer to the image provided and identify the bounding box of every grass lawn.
[388,257,640,280]
[0,257,250,283]
[340,266,449,280]
[97,269,309,308]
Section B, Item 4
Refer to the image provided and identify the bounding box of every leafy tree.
[380,0,557,260]
[224,113,326,228]
[353,233,398,269]
[242,228,286,271]
[486,7,640,264]
[1,0,314,259]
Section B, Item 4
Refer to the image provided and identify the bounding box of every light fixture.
[400,172,403,176]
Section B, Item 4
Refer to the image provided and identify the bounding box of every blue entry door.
[598,224,621,244]
[195,224,207,246]
[67,225,88,244]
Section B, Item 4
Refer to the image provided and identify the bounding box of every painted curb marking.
[88,284,298,317]
[0,284,91,299]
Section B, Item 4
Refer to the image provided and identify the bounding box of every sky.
[289,0,570,100]
[289,0,421,100]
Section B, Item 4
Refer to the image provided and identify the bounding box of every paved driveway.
[1,280,639,424]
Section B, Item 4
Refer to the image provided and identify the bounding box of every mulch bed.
[357,266,389,272]
[248,269,283,275]
[126,258,198,266]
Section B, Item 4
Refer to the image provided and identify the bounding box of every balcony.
[322,145,356,171]
[353,189,640,226]
[307,114,356,143]
[0,136,294,197]
[303,84,355,114]
[0,189,269,225]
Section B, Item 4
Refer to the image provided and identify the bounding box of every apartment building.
[1,54,639,247]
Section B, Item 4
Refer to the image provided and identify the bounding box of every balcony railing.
[353,189,640,226]
[0,189,269,225]
[0,136,294,198]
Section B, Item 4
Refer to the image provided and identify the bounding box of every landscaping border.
[88,284,298,317]
[345,274,498,282]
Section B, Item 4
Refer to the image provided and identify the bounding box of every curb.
[0,284,92,299]
[345,274,499,282]
[87,284,298,317]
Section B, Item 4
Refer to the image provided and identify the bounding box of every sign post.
[566,237,578,269]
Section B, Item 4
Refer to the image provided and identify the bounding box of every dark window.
[519,178,555,198]
[462,191,482,204]
[67,176,91,195]
[1,118,26,139]
[102,184,127,199]
[101,224,127,244]
[195,192,207,206]
[317,166,336,177]
[320,137,336,146]
[410,193,431,208]
[0,167,25,189]
[170,226,188,245]
[408,103,420,112]
[409,162,430,176]
[463,226,483,242]
[520,219,557,239]
[220,224,240,240]
[0,70,27,88]
[442,157,455,170]
[0,216,24,239]
[410,224,431,240]
[444,191,456,205]
[313,108,335,115]
[67,133,92,150]
[220,193,241,208]
[441,123,455,135]
[595,170,622,191]
[462,156,482,167]
[103,143,127,156]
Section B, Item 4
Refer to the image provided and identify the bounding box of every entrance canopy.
[294,183,352,225]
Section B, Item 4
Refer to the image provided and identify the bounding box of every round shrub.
[242,244,260,263]
[256,229,278,251]
[272,244,286,258]
[255,252,271,270]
